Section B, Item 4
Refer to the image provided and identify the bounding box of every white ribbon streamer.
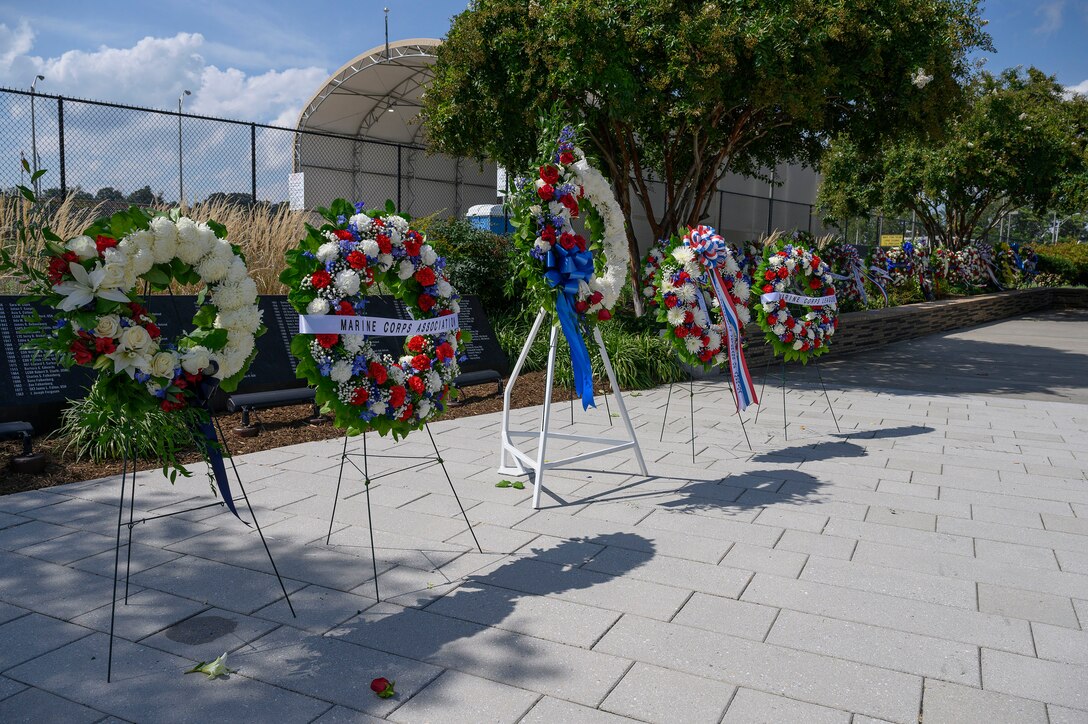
[299,313,459,337]
[760,292,837,307]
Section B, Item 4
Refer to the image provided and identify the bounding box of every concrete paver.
[0,310,1086,721]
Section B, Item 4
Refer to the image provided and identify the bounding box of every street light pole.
[178,89,191,207]
[30,74,44,196]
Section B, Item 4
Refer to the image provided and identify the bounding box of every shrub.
[424,217,518,313]
[1037,243,1088,286]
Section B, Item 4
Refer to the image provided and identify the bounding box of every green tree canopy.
[422,0,990,296]
[94,186,124,201]
[818,67,1088,250]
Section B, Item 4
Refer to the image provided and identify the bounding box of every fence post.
[57,97,66,197]
[250,124,257,204]
[397,145,402,210]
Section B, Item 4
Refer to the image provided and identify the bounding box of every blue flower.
[354,201,366,212]
[336,215,346,224]
[302,251,316,260]
[318,361,332,377]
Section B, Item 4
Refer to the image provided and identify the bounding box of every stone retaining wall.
[739,287,1087,369]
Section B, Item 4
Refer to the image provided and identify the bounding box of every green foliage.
[424,0,989,257]
[1037,244,1088,286]
[424,217,516,313]
[57,376,213,482]
[819,67,1088,251]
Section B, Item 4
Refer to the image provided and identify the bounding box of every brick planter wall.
[738,287,1087,369]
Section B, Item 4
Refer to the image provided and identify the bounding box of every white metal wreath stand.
[499,307,647,508]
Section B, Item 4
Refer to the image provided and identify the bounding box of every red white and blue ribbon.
[684,226,759,412]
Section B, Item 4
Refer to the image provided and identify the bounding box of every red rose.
[573,234,587,251]
[560,193,580,217]
[70,341,93,364]
[408,376,425,394]
[809,278,822,290]
[540,225,556,244]
[574,300,589,314]
[368,362,388,385]
[316,334,339,349]
[311,270,331,289]
[537,184,555,201]
[377,234,392,255]
[559,151,575,165]
[589,291,603,305]
[47,255,72,284]
[436,342,454,361]
[94,336,116,354]
[412,354,431,371]
[407,335,426,353]
[777,267,789,279]
[337,301,354,315]
[334,229,353,240]
[418,294,435,312]
[414,267,436,287]
[370,678,395,699]
[145,322,161,339]
[347,251,367,270]
[95,235,118,254]
[559,233,576,250]
[351,387,369,405]
[597,309,611,321]
[762,284,773,293]
[388,385,407,409]
[539,165,560,185]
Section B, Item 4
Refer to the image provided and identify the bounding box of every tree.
[126,185,165,206]
[94,187,124,201]
[422,0,990,302]
[204,191,255,207]
[818,67,1088,250]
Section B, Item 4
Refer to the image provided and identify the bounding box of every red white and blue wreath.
[755,240,839,363]
[281,200,465,438]
[649,226,758,409]
[822,241,868,309]
[509,114,628,409]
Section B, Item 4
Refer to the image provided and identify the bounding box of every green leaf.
[192,304,218,328]
[143,266,171,287]
[495,480,512,488]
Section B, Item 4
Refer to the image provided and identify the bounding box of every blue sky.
[1,1,1086,123]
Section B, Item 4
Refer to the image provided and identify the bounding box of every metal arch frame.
[294,40,439,170]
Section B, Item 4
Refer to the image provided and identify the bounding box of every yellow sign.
[879,234,904,247]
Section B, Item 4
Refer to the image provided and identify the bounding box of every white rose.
[421,246,437,266]
[182,346,211,374]
[66,235,98,260]
[119,325,153,353]
[94,314,121,338]
[335,269,361,296]
[317,241,340,263]
[306,297,330,315]
[149,351,178,378]
[397,259,415,281]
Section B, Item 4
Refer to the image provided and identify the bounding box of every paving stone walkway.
[1,310,1087,723]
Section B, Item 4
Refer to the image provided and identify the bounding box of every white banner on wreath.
[759,292,837,307]
[299,314,459,337]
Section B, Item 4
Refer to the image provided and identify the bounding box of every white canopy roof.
[296,38,441,146]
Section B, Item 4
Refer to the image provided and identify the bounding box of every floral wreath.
[755,240,838,363]
[1001,243,1039,286]
[870,245,915,288]
[281,199,464,438]
[821,240,867,310]
[509,113,629,408]
[8,208,262,411]
[950,246,987,287]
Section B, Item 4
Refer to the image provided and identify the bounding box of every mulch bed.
[0,371,611,496]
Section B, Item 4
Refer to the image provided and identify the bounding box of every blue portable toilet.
[465,204,513,235]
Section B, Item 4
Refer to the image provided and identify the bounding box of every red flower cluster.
[47,251,79,284]
[311,269,331,289]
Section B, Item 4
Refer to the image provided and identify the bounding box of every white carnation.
[397,259,415,280]
[197,252,232,283]
[132,248,155,276]
[330,360,352,383]
[421,246,437,265]
[317,241,340,263]
[377,253,393,271]
[306,297,330,315]
[436,279,452,298]
[417,399,432,419]
[66,235,98,261]
[216,306,263,333]
[388,365,406,384]
[343,335,364,353]
[335,269,361,296]
[360,240,379,257]
[793,340,804,350]
[772,323,786,335]
[369,400,388,416]
[348,213,370,230]
[426,370,441,392]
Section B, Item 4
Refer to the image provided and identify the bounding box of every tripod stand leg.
[124,442,136,604]
[689,376,695,464]
[426,424,482,553]
[107,448,129,683]
[781,362,788,441]
[659,382,673,442]
[812,356,842,433]
[362,430,379,602]
[326,432,349,545]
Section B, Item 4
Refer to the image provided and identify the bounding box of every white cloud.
[1034,1,1066,35]
[0,22,326,126]
[1065,79,1088,98]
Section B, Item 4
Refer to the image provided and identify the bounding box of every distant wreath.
[281,200,465,438]
[755,238,839,363]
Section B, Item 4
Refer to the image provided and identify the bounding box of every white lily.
[185,652,234,679]
[53,262,131,311]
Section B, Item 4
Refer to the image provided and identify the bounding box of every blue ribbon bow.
[192,373,245,523]
[544,243,596,410]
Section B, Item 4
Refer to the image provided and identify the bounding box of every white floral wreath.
[50,213,261,409]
